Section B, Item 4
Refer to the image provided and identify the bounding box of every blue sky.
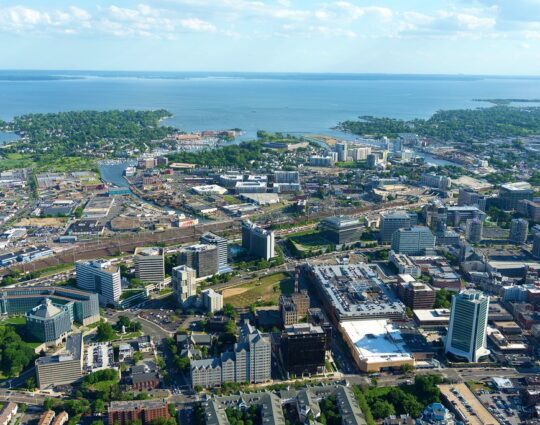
[0,0,539,74]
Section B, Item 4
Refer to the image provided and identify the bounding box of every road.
[0,388,62,405]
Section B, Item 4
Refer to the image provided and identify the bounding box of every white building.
[242,220,275,260]
[75,260,121,306]
[201,288,223,313]
[172,265,197,305]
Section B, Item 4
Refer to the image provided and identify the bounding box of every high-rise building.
[25,298,72,345]
[509,218,529,244]
[379,210,412,243]
[242,221,275,260]
[320,215,362,244]
[177,244,218,278]
[391,226,436,255]
[445,290,490,362]
[499,182,533,211]
[172,265,197,305]
[281,323,326,376]
[335,142,348,162]
[200,232,230,273]
[366,153,378,168]
[35,333,84,389]
[396,279,435,309]
[423,200,448,236]
[201,288,223,313]
[532,233,540,258]
[75,260,121,306]
[274,171,299,184]
[465,218,483,243]
[458,188,486,211]
[134,247,165,285]
[517,199,540,222]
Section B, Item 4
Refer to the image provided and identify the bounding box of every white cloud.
[181,17,216,32]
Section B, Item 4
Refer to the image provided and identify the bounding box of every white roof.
[341,319,413,365]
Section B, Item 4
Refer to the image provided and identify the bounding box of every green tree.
[96,321,115,341]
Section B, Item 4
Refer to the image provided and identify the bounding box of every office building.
[191,320,271,388]
[201,288,223,313]
[423,200,448,236]
[445,290,490,362]
[396,278,435,309]
[134,247,165,284]
[320,215,362,244]
[420,173,451,191]
[465,218,483,243]
[177,244,218,278]
[335,142,348,162]
[458,188,486,211]
[517,199,540,222]
[200,232,230,273]
[274,171,299,184]
[108,400,170,425]
[379,210,412,243]
[498,181,533,210]
[509,218,528,244]
[0,286,99,326]
[75,259,122,306]
[279,296,298,326]
[389,251,421,278]
[172,265,197,305]
[241,220,275,260]
[391,226,435,255]
[446,206,485,226]
[366,153,378,168]
[36,333,84,389]
[281,323,326,376]
[25,298,72,345]
[533,234,540,258]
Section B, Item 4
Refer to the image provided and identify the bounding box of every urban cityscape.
[2,1,540,425]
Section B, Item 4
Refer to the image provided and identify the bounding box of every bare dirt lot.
[17,217,68,227]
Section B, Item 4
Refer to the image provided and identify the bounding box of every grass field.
[223,194,241,204]
[288,230,331,251]
[223,272,294,307]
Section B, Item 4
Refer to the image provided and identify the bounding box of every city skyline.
[0,0,539,74]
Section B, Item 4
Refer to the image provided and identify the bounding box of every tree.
[93,399,106,414]
[43,398,56,411]
[133,351,144,363]
[223,303,237,318]
[370,400,395,419]
[19,403,27,413]
[25,376,36,391]
[96,321,115,341]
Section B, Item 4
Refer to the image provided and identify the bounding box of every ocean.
[1,71,540,140]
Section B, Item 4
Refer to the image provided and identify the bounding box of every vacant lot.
[223,272,294,307]
[17,217,68,228]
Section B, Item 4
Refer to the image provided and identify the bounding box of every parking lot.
[478,392,523,425]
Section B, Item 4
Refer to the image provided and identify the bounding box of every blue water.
[1,71,540,139]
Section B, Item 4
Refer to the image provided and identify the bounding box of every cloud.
[0,3,216,38]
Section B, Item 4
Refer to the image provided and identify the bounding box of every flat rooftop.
[341,319,414,365]
[310,264,405,321]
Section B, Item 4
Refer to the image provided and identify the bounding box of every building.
[201,288,223,313]
[341,320,415,372]
[130,364,160,391]
[465,218,483,243]
[335,142,348,162]
[445,290,490,362]
[499,181,533,210]
[281,323,326,376]
[517,199,540,222]
[36,333,84,389]
[458,188,486,210]
[25,298,72,345]
[51,412,68,425]
[177,244,218,278]
[191,320,271,388]
[0,286,99,326]
[309,155,334,167]
[320,215,362,244]
[509,218,528,244]
[308,264,406,324]
[242,220,275,260]
[200,232,230,273]
[38,410,56,425]
[172,265,197,305]
[192,184,228,195]
[396,279,436,309]
[446,206,485,226]
[0,403,18,425]
[413,309,451,329]
[391,226,435,255]
[389,251,421,277]
[134,247,165,284]
[75,259,122,306]
[236,181,267,194]
[279,296,298,326]
[273,171,300,192]
[108,400,170,425]
[380,210,412,243]
[533,233,540,258]
[420,173,451,191]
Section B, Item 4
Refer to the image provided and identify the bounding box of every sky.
[0,0,540,74]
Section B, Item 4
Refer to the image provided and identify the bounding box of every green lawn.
[223,272,294,307]
[223,194,241,204]
[0,316,26,326]
[0,153,36,171]
[288,230,331,251]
